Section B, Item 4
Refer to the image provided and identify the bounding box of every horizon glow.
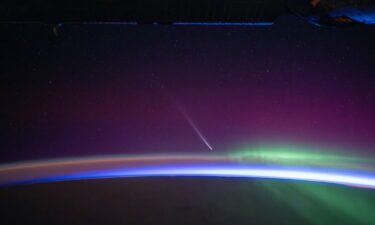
[2,160,375,189]
[61,165,375,189]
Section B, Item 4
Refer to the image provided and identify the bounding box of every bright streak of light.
[2,164,375,189]
[2,154,375,189]
[176,105,213,151]
[89,166,375,189]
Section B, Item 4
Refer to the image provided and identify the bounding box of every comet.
[176,105,213,151]
[156,81,213,151]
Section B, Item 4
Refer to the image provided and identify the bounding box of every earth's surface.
[1,178,375,225]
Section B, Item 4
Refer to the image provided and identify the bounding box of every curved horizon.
[1,154,375,189]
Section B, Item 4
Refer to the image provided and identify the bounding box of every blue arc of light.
[28,165,375,189]
[173,22,273,26]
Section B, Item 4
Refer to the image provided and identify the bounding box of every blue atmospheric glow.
[328,7,375,24]
[17,164,375,189]
[173,22,273,26]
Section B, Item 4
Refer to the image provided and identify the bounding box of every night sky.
[2,16,375,163]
